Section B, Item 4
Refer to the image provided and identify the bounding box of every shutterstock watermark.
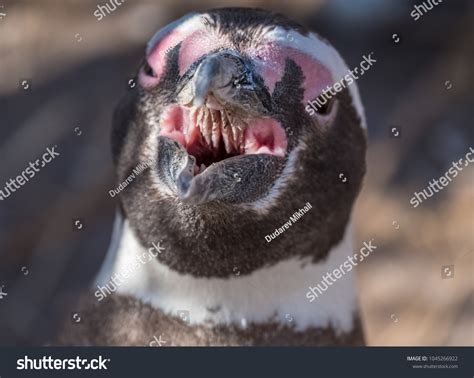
[94,241,164,301]
[305,52,376,116]
[149,334,167,347]
[306,239,377,302]
[410,147,473,208]
[411,0,443,21]
[94,0,126,21]
[0,146,60,201]
[17,355,110,370]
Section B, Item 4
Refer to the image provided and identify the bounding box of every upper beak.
[191,52,240,108]
[177,50,272,116]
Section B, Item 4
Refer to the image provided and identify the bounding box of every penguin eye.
[143,61,157,78]
[315,96,335,116]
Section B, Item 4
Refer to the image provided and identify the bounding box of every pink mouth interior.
[159,104,287,174]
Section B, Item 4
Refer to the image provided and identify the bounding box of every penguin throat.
[158,104,287,174]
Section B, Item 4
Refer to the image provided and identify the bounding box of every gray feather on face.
[111,8,367,278]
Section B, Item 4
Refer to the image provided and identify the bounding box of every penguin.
[57,7,367,346]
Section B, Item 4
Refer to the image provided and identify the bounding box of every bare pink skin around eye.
[139,30,183,87]
[178,35,333,104]
[142,28,333,105]
[177,30,228,76]
[250,43,333,104]
[140,29,227,87]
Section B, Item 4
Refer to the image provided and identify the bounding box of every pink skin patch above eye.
[142,25,332,109]
[250,43,333,104]
[139,30,184,87]
[139,29,227,87]
[177,30,226,76]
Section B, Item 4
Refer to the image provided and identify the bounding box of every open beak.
[156,50,288,204]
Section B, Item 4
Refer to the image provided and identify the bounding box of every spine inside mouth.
[159,105,288,174]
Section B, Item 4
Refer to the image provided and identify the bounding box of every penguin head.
[112,8,367,277]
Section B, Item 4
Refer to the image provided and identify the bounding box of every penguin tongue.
[159,104,287,173]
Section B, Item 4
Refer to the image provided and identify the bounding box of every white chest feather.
[95,214,358,334]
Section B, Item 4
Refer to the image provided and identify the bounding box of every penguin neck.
[95,212,360,333]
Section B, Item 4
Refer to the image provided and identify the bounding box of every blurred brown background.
[0,0,472,346]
